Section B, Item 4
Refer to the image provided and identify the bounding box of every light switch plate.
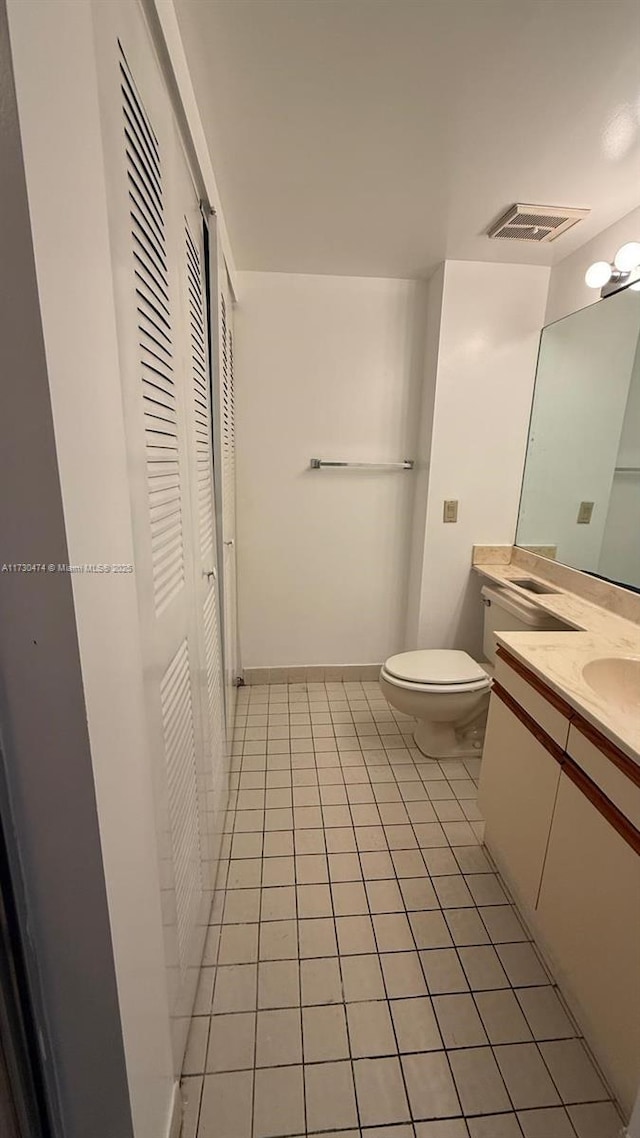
[577,501,594,525]
[443,499,458,523]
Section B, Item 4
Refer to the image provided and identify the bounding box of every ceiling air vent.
[487,203,590,243]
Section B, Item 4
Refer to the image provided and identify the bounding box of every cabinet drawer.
[568,720,640,832]
[478,687,562,916]
[536,771,640,1114]
[494,648,572,750]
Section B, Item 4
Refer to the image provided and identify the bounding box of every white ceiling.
[174,0,640,278]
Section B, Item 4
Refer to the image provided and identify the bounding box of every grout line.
[345,764,418,1134]
[182,1032,616,1072]
[311,737,363,1136]
[292,819,307,1137]
[387,758,468,1128]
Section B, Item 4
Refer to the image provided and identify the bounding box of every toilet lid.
[384,649,488,686]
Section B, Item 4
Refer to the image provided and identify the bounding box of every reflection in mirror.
[516,287,640,591]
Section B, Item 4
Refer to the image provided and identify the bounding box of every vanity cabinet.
[478,687,562,917]
[536,768,640,1114]
[479,647,640,1116]
[478,649,571,919]
[567,718,640,832]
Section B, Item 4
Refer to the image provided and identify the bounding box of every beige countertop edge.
[474,563,640,765]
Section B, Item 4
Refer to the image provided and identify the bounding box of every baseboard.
[166,1080,182,1138]
[242,663,382,685]
[628,1095,640,1138]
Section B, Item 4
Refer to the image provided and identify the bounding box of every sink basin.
[511,578,559,596]
[582,657,640,717]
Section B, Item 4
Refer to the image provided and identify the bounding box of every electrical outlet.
[443,499,458,523]
[577,501,594,525]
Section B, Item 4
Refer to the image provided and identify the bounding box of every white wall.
[517,289,640,570]
[235,272,427,667]
[7,2,176,1136]
[404,265,444,644]
[546,204,640,325]
[0,4,134,1134]
[409,260,550,658]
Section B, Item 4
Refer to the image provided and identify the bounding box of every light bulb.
[584,261,613,289]
[614,241,640,271]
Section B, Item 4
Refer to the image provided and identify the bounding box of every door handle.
[224,540,234,547]
[203,568,216,581]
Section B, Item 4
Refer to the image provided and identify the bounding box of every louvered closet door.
[116,49,208,1064]
[92,0,226,1076]
[179,169,227,875]
[217,261,239,735]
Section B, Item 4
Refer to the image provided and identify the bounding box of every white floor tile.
[567,1101,626,1138]
[494,1042,561,1109]
[516,986,577,1041]
[539,1040,610,1104]
[467,1116,523,1138]
[449,1047,511,1115]
[253,1065,304,1138]
[414,1122,470,1138]
[518,1106,576,1137]
[475,988,532,1045]
[355,1056,411,1127]
[199,1070,252,1138]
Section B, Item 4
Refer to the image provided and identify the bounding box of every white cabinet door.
[478,687,563,918]
[537,770,640,1115]
[92,0,226,1074]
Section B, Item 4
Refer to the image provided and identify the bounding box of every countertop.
[474,562,640,763]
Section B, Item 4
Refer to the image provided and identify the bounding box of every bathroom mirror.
[516,286,640,591]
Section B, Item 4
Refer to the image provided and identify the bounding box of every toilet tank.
[481,584,565,667]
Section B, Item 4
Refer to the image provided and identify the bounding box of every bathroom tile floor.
[181,680,624,1138]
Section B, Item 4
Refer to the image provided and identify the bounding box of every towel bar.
[309,458,414,471]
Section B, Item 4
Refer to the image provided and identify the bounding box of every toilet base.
[413,717,485,761]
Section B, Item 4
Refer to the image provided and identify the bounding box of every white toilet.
[380,584,564,760]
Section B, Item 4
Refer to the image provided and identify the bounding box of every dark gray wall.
[0,4,134,1135]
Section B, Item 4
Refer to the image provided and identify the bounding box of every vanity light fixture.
[585,241,640,297]
[614,241,640,271]
[616,244,640,291]
[584,261,614,289]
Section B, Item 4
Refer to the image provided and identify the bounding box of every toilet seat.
[381,649,491,694]
[380,670,491,695]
